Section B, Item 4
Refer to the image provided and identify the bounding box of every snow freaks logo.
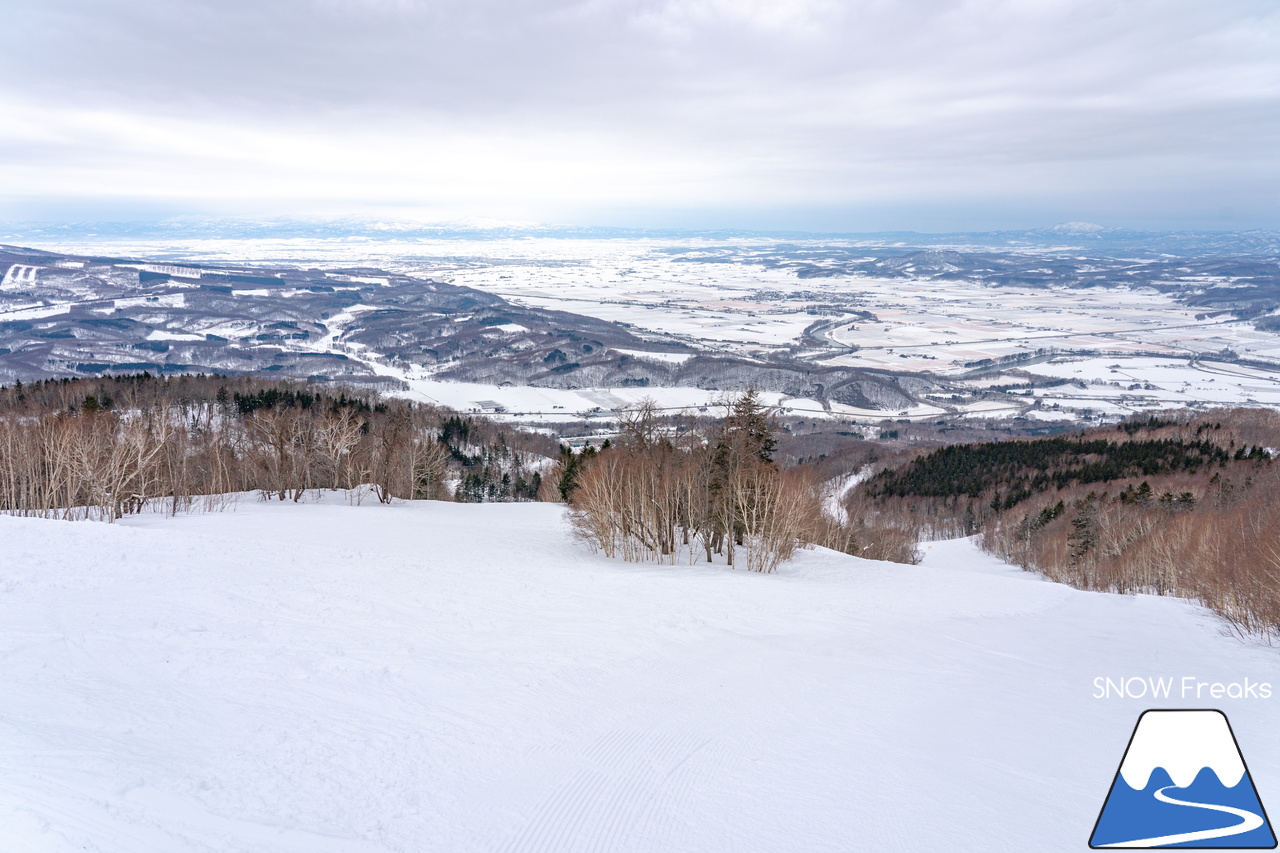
[1090,710,1276,848]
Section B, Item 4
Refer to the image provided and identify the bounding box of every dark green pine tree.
[722,389,777,463]
[557,444,598,503]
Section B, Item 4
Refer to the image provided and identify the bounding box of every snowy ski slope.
[1,497,1277,851]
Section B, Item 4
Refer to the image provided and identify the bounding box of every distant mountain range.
[3,218,1278,258]
[664,244,1280,318]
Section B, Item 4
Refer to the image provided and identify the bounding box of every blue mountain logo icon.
[1091,709,1276,848]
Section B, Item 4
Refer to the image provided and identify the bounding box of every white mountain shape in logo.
[1119,710,1246,790]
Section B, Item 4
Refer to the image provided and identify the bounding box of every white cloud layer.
[2,0,1278,228]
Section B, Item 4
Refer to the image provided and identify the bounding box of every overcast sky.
[2,0,1277,231]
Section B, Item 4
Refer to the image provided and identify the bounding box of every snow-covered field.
[2,496,1277,852]
[22,235,1280,423]
[390,377,932,424]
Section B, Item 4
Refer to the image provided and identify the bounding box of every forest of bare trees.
[981,465,1280,639]
[844,408,1280,637]
[0,374,554,520]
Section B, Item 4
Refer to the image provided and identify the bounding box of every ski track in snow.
[0,500,1278,852]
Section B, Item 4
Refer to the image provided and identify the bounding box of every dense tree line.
[0,374,553,519]
[869,436,1231,509]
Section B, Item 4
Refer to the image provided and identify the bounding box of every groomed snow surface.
[2,497,1278,852]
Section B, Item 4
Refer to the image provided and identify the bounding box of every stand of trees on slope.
[843,409,1280,638]
[0,374,554,520]
[562,392,829,573]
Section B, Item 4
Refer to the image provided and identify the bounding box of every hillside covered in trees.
[0,374,555,519]
[844,409,1280,637]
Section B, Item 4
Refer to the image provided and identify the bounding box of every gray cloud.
[2,0,1278,228]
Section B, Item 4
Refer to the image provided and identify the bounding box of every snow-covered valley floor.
[2,497,1278,852]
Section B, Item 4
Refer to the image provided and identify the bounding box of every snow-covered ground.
[385,377,937,424]
[2,497,1277,852]
[23,235,1280,422]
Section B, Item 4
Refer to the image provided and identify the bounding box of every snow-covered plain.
[2,497,1278,852]
[388,377,916,424]
[22,235,1280,423]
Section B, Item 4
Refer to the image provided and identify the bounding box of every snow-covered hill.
[1,497,1277,852]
